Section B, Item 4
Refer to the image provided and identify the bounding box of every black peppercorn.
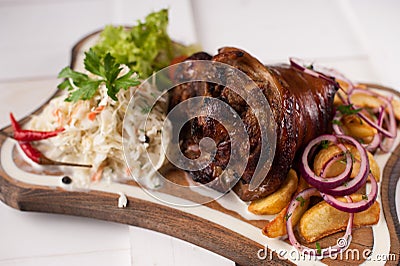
[62,176,72,184]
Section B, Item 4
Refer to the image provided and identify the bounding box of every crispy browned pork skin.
[169,47,338,201]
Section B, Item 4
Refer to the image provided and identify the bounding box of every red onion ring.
[319,135,369,196]
[289,58,338,87]
[321,173,378,213]
[334,107,382,152]
[379,109,395,152]
[332,112,345,135]
[380,136,394,153]
[367,133,381,152]
[337,91,350,105]
[300,135,352,191]
[320,153,355,178]
[348,88,397,139]
[313,65,356,93]
[286,188,354,258]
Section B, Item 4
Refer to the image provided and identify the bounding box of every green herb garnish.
[92,9,172,78]
[340,151,355,164]
[316,242,322,255]
[284,213,292,221]
[349,152,355,163]
[57,9,199,102]
[332,119,342,126]
[58,49,140,102]
[296,196,306,207]
[339,154,347,164]
[320,140,330,149]
[92,9,199,79]
[337,104,362,115]
[362,194,368,200]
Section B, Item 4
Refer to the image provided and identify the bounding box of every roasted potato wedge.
[299,194,380,243]
[262,177,309,238]
[336,89,400,121]
[350,92,383,110]
[341,114,377,143]
[333,80,357,105]
[313,144,380,181]
[248,169,298,215]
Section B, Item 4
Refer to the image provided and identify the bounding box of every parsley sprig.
[320,140,330,149]
[337,104,362,116]
[284,212,292,221]
[57,49,140,102]
[296,196,306,207]
[316,242,322,255]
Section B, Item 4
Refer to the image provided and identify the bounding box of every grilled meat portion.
[169,47,338,201]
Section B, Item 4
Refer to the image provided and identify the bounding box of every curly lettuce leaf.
[93,9,177,78]
[57,9,200,102]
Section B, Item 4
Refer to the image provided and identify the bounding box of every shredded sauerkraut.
[28,66,171,189]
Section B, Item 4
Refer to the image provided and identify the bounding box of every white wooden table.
[0,0,399,265]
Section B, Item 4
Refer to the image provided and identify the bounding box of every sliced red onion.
[300,135,352,191]
[289,58,338,87]
[321,173,378,213]
[348,88,397,139]
[321,153,352,178]
[357,111,395,138]
[380,136,394,153]
[286,188,354,258]
[379,109,395,152]
[313,65,356,93]
[337,91,350,105]
[366,133,381,152]
[332,123,344,135]
[332,112,345,135]
[320,154,341,176]
[334,102,387,152]
[319,135,369,196]
[333,108,380,152]
[363,106,383,152]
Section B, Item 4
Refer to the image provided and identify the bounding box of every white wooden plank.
[0,249,131,266]
[129,226,175,266]
[129,226,234,266]
[0,202,131,261]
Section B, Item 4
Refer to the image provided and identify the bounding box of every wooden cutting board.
[0,31,399,266]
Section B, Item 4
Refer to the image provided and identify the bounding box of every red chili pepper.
[18,141,92,168]
[9,113,65,141]
[8,112,91,168]
[13,128,65,141]
[18,141,41,163]
[9,112,21,131]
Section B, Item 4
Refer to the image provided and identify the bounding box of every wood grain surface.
[0,32,399,266]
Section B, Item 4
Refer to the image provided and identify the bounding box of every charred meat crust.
[169,47,338,201]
